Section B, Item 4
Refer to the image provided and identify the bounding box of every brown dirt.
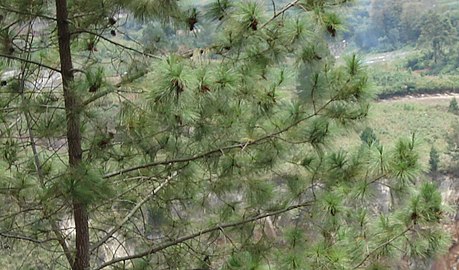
[378,93,459,104]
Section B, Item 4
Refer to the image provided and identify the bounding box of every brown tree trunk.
[55,0,89,269]
[73,201,90,270]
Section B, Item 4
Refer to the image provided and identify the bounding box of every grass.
[332,95,459,170]
[369,98,458,165]
[371,100,452,146]
[356,43,459,168]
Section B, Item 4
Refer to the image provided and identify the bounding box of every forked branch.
[90,175,175,252]
[94,200,314,270]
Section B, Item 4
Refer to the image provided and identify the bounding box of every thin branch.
[81,72,143,107]
[82,88,116,107]
[0,53,61,73]
[90,175,175,252]
[18,25,73,267]
[94,200,314,270]
[260,0,300,30]
[0,6,56,21]
[75,1,296,62]
[103,67,360,179]
[51,222,75,266]
[311,75,318,114]
[103,141,249,178]
[353,225,413,269]
[103,97,334,178]
[0,232,58,244]
[20,42,73,270]
[271,0,277,16]
[21,112,72,262]
[72,29,161,60]
[1,19,21,32]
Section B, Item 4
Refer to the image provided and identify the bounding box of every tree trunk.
[55,0,89,269]
[73,201,90,270]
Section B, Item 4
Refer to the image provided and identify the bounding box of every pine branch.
[0,53,61,73]
[103,91,340,178]
[94,200,315,270]
[51,222,75,267]
[353,225,413,269]
[0,232,58,244]
[1,19,21,32]
[260,0,300,30]
[21,111,74,265]
[82,88,116,107]
[18,26,74,268]
[82,71,147,107]
[71,29,161,60]
[90,174,175,253]
[102,114,318,178]
[0,5,56,21]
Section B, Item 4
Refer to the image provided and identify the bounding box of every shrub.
[449,98,459,115]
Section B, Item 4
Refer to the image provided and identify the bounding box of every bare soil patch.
[378,92,459,104]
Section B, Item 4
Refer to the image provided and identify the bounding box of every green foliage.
[407,182,442,223]
[371,67,459,98]
[360,127,379,146]
[206,0,232,21]
[429,146,440,174]
[418,11,457,64]
[111,0,181,22]
[389,134,421,185]
[446,121,459,175]
[349,0,428,52]
[0,0,450,269]
[48,162,114,205]
[367,262,390,270]
[449,97,459,114]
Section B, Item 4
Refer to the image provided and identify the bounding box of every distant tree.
[429,146,440,175]
[418,11,457,64]
[398,1,427,44]
[368,0,404,50]
[449,97,459,114]
[354,0,428,51]
[447,122,459,176]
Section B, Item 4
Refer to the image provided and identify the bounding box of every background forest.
[0,0,458,270]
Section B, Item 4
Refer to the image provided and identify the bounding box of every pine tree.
[0,0,449,269]
[418,11,457,64]
[360,127,379,146]
[429,146,440,175]
[449,97,459,115]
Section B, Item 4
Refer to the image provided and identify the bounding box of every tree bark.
[72,201,90,270]
[55,0,89,269]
